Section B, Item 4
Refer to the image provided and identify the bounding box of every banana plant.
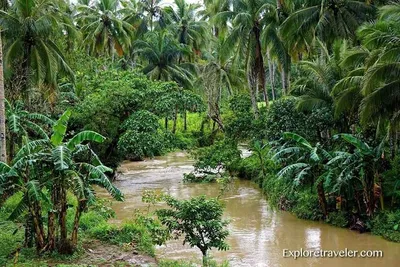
[273,132,332,218]
[0,110,123,253]
[328,134,385,216]
[5,99,54,160]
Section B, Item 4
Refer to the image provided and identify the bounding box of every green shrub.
[371,211,400,242]
[118,110,165,160]
[327,212,348,228]
[0,221,24,265]
[88,219,157,256]
[291,192,323,221]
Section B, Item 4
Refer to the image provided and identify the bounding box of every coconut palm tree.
[137,0,164,31]
[134,30,195,88]
[199,37,245,130]
[163,0,208,60]
[217,0,272,116]
[76,0,134,57]
[200,0,230,38]
[0,0,75,102]
[280,0,375,57]
[0,33,5,163]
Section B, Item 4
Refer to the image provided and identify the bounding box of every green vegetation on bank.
[1,0,400,266]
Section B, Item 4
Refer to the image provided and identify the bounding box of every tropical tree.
[137,0,164,31]
[163,0,208,60]
[156,195,229,266]
[76,0,134,57]
[5,99,54,160]
[261,0,291,96]
[0,110,123,253]
[328,134,386,216]
[218,0,271,115]
[0,32,5,163]
[273,132,332,218]
[356,3,400,134]
[199,37,245,130]
[0,0,75,102]
[291,41,347,111]
[134,30,195,88]
[200,0,230,38]
[280,0,375,57]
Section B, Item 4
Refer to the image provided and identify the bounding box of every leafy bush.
[118,110,165,160]
[327,212,348,228]
[371,211,400,242]
[192,139,241,175]
[291,192,323,221]
[0,221,24,265]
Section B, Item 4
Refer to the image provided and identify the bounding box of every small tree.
[156,195,229,266]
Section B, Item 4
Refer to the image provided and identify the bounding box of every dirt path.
[47,240,157,267]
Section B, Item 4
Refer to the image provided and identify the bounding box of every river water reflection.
[98,151,400,267]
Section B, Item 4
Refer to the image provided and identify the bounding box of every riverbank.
[102,151,400,266]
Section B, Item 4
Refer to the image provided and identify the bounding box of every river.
[98,151,400,267]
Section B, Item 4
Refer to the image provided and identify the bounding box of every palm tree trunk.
[0,33,6,163]
[247,69,259,119]
[281,68,289,95]
[253,24,268,108]
[317,181,328,218]
[267,52,276,100]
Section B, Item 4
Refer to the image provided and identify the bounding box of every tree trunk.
[29,202,45,252]
[165,117,168,130]
[172,105,178,134]
[58,187,68,251]
[317,181,328,218]
[247,69,259,119]
[71,199,87,248]
[267,52,276,100]
[0,33,6,163]
[183,111,187,131]
[253,24,268,108]
[47,211,56,251]
[281,68,289,95]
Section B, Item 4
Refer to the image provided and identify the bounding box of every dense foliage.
[1,0,400,265]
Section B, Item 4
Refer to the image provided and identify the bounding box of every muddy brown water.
[97,151,400,267]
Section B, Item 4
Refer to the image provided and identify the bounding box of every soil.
[47,239,157,267]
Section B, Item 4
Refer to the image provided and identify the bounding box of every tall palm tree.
[163,0,208,60]
[261,1,291,96]
[218,0,271,116]
[0,0,75,102]
[200,0,230,38]
[137,0,164,31]
[76,0,134,57]
[0,32,5,163]
[199,37,245,130]
[134,30,195,88]
[280,0,375,57]
[291,40,346,111]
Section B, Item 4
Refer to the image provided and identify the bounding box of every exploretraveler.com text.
[283,248,383,259]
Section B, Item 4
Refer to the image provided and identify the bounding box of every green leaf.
[67,130,105,150]
[51,110,71,146]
